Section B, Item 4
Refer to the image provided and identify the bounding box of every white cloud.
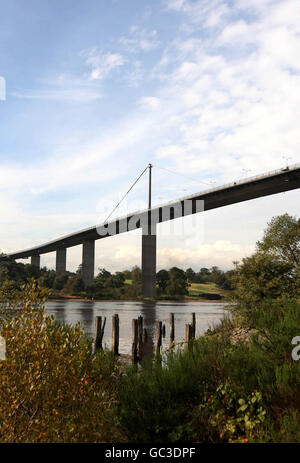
[146,0,300,183]
[11,89,102,102]
[81,48,125,80]
[11,74,103,102]
[138,96,161,110]
[120,27,160,53]
[157,241,254,270]
[164,0,185,11]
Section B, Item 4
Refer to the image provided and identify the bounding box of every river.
[46,300,227,356]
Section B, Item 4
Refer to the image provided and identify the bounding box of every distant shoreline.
[47,296,227,304]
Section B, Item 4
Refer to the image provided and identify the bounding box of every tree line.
[0,255,233,299]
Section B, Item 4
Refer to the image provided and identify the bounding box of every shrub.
[0,279,123,443]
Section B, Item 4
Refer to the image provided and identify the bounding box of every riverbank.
[48,295,228,303]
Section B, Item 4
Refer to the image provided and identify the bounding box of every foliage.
[232,214,300,310]
[257,213,300,268]
[71,275,85,295]
[118,295,300,443]
[0,280,122,443]
[156,269,169,292]
[166,267,188,296]
[232,253,298,310]
[199,382,266,443]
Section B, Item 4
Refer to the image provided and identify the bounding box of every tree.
[131,266,142,297]
[166,267,188,296]
[232,215,300,310]
[53,272,69,291]
[200,268,210,276]
[233,253,297,309]
[185,268,196,282]
[215,270,234,290]
[257,214,300,270]
[122,269,132,280]
[198,267,211,283]
[76,264,83,275]
[210,266,222,283]
[71,275,85,295]
[156,269,169,292]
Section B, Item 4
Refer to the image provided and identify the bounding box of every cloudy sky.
[0,0,299,273]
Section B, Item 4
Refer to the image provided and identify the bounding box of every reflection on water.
[46,300,227,356]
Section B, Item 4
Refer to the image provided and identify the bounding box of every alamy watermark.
[0,336,6,361]
[96,198,205,239]
[291,336,300,361]
[0,75,6,101]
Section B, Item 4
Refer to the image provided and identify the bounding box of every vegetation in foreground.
[0,213,299,443]
[0,281,123,443]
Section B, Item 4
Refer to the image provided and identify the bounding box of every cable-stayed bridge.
[7,163,300,297]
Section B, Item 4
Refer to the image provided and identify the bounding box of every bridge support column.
[141,231,156,298]
[31,255,40,268]
[82,239,95,288]
[56,247,66,273]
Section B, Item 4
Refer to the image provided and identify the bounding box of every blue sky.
[0,0,300,272]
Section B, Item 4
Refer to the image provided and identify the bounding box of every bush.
[0,280,123,443]
[118,297,300,443]
[198,292,223,300]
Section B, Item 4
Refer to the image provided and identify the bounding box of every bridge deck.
[7,164,300,259]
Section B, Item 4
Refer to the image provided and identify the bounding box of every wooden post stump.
[132,319,138,363]
[170,313,175,348]
[185,323,193,352]
[191,313,196,339]
[94,316,106,352]
[112,314,119,356]
[143,328,148,344]
[155,321,162,357]
[138,316,143,360]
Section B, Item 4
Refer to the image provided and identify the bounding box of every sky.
[0,0,299,273]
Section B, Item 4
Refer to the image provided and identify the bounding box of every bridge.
[7,163,300,297]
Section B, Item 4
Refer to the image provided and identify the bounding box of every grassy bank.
[58,280,227,302]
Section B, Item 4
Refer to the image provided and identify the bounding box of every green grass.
[125,279,229,299]
[189,282,218,293]
[188,282,228,298]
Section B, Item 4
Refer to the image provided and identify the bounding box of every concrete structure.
[82,239,95,288]
[31,255,40,268]
[7,164,300,296]
[142,233,157,298]
[56,247,66,273]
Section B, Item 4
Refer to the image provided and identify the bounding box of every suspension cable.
[102,165,149,224]
[152,164,213,187]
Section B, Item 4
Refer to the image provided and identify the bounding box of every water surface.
[46,300,227,355]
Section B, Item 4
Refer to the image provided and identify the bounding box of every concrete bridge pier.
[141,228,157,298]
[31,255,40,268]
[56,247,66,273]
[82,239,95,288]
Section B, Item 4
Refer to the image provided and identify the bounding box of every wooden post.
[155,321,162,356]
[170,313,175,347]
[138,316,143,360]
[112,314,119,356]
[143,328,148,344]
[94,316,106,352]
[191,313,196,339]
[132,319,138,363]
[185,323,193,352]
